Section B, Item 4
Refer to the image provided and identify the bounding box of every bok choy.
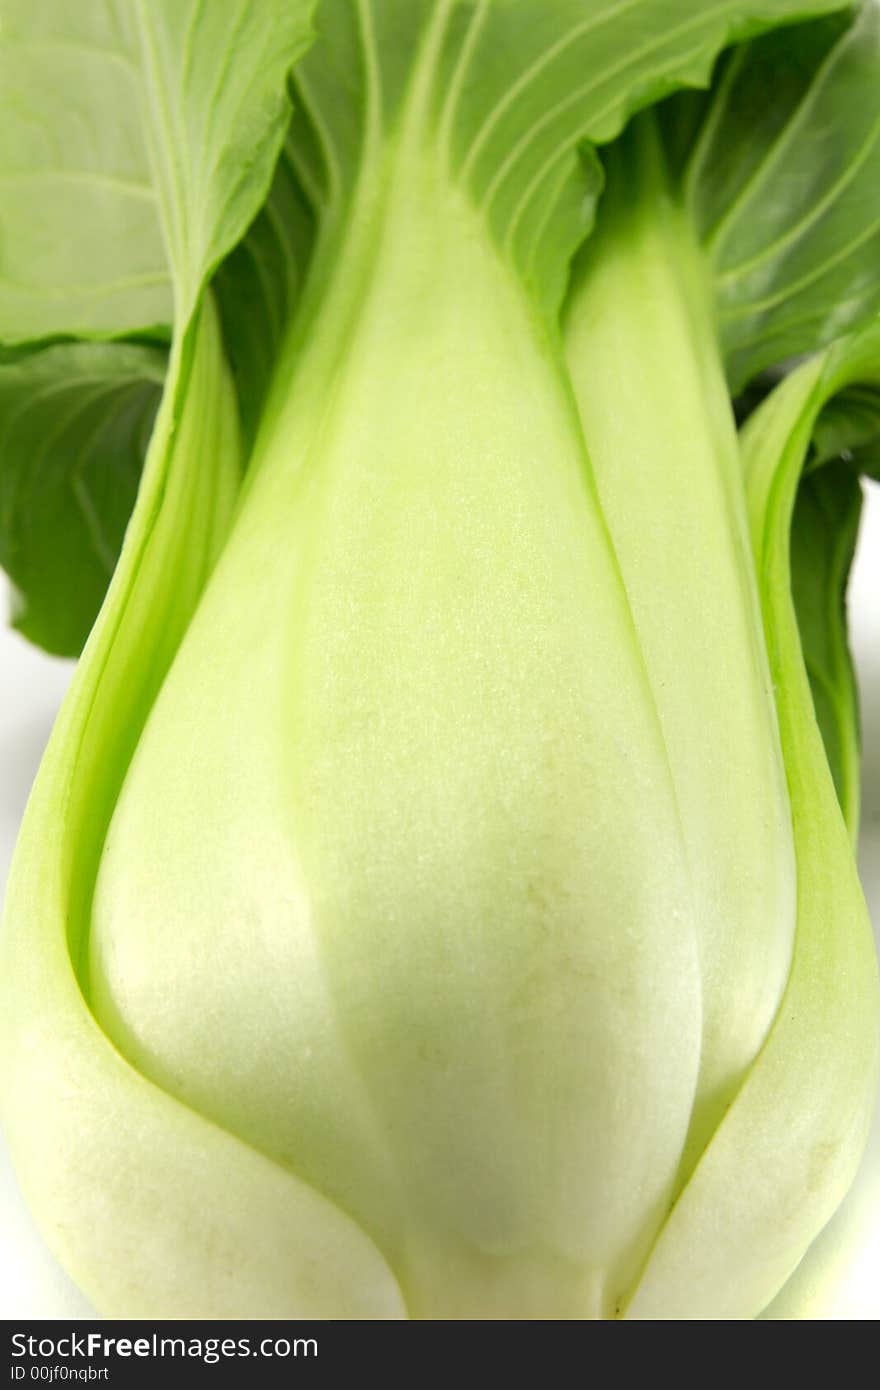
[1,0,879,1320]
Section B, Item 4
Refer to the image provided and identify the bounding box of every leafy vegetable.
[0,343,165,654]
[0,0,878,1320]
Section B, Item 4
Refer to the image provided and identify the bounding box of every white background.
[1,487,879,1320]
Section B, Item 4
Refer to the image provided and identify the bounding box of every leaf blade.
[0,343,165,655]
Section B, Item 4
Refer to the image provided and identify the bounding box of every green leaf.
[283,0,847,321]
[678,1,880,389]
[0,0,318,645]
[212,142,314,452]
[789,365,880,834]
[793,388,880,824]
[0,0,315,342]
[0,1,171,342]
[790,461,862,837]
[129,0,315,319]
[746,321,880,831]
[0,343,165,656]
[811,382,880,478]
[640,9,880,835]
[0,143,315,656]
